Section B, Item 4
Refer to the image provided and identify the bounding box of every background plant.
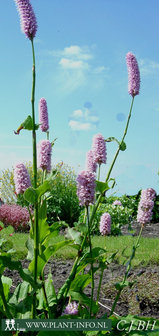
[47,163,81,226]
[78,202,133,235]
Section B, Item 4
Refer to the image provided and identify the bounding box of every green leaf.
[70,274,91,291]
[105,136,120,146]
[26,236,34,260]
[24,187,37,204]
[9,281,33,318]
[22,115,34,130]
[0,276,12,308]
[36,180,51,200]
[115,280,134,291]
[0,255,40,289]
[119,141,126,151]
[96,181,109,194]
[38,200,50,245]
[66,227,83,245]
[29,240,73,275]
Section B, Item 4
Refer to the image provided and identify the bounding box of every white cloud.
[139,58,159,75]
[72,109,84,118]
[69,107,99,131]
[63,45,92,60]
[41,44,108,93]
[68,120,92,131]
[59,58,88,70]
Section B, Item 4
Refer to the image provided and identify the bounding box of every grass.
[3,232,159,267]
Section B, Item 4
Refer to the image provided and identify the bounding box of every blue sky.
[0,0,159,195]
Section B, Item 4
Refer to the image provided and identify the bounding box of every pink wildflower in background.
[14,0,37,40]
[92,134,106,165]
[39,98,49,132]
[77,170,96,206]
[99,212,111,235]
[63,301,79,315]
[0,204,30,232]
[126,52,140,97]
[137,188,156,225]
[113,200,122,206]
[38,140,52,172]
[86,149,97,173]
[14,163,31,194]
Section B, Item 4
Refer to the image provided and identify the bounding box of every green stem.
[0,276,12,318]
[110,225,143,316]
[31,38,39,319]
[89,97,135,232]
[106,97,134,183]
[86,206,94,318]
[97,163,101,181]
[96,267,104,304]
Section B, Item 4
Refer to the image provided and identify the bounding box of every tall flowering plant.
[0,1,153,334]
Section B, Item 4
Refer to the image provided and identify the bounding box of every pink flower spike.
[77,170,96,207]
[100,212,111,235]
[14,163,31,194]
[14,0,37,40]
[92,134,106,165]
[86,149,97,173]
[38,140,52,172]
[126,52,140,97]
[137,188,156,225]
[39,98,49,132]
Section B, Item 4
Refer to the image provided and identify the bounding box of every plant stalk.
[0,276,12,318]
[31,38,39,319]
[86,206,94,317]
[110,224,143,316]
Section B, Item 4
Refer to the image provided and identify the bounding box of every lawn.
[4,232,159,267]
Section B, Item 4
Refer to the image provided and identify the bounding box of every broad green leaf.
[29,240,73,275]
[36,180,51,200]
[0,276,12,308]
[37,272,57,310]
[24,187,37,204]
[26,236,34,260]
[9,282,33,318]
[38,200,50,245]
[96,181,109,194]
[119,141,126,151]
[0,255,40,289]
[66,227,83,245]
[70,274,91,291]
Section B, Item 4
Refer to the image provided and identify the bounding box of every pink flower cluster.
[14,0,37,40]
[77,170,96,206]
[113,200,122,206]
[86,149,97,173]
[137,188,156,225]
[0,204,30,232]
[99,212,111,235]
[63,301,79,315]
[39,98,49,132]
[126,52,140,97]
[38,140,52,172]
[14,163,31,194]
[92,133,106,165]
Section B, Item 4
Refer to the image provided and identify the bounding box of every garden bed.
[4,221,159,318]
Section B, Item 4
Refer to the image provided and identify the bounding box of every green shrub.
[47,163,81,226]
[79,202,133,235]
